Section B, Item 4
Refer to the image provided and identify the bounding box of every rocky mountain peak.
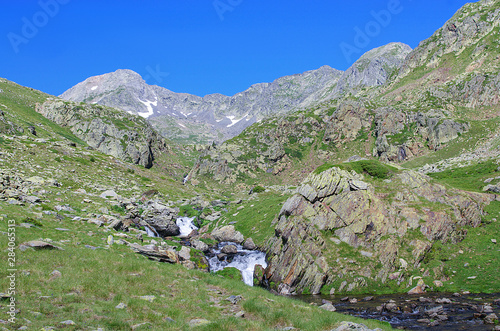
[336,42,412,92]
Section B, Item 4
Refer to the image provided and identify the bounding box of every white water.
[176,216,198,238]
[208,242,267,286]
[144,225,159,237]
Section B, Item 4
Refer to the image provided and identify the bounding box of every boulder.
[212,225,244,244]
[191,240,209,253]
[243,238,256,250]
[221,244,238,254]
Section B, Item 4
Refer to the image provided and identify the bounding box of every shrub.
[252,186,266,193]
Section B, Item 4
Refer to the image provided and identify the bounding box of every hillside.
[0,78,391,330]
[183,0,500,301]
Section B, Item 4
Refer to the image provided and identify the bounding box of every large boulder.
[212,225,244,244]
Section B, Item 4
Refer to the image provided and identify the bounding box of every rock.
[191,240,209,252]
[253,264,265,286]
[115,303,127,309]
[177,246,191,261]
[235,311,245,318]
[129,243,178,263]
[212,225,244,244]
[483,185,500,193]
[349,298,358,304]
[435,298,452,304]
[23,195,40,204]
[107,235,114,245]
[363,296,374,301]
[485,313,499,324]
[226,295,242,304]
[492,239,497,244]
[408,285,425,295]
[221,245,238,254]
[188,319,210,327]
[425,306,444,316]
[60,320,75,325]
[138,295,155,302]
[243,238,256,250]
[21,241,63,250]
[349,180,368,191]
[319,303,336,312]
[433,280,444,287]
[100,190,118,199]
[49,270,62,281]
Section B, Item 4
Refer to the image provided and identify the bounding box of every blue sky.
[1,0,474,97]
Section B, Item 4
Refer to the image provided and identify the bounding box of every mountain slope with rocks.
[0,77,390,330]
[60,42,411,144]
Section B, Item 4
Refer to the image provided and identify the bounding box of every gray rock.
[242,238,256,250]
[178,246,191,261]
[319,303,336,312]
[212,225,244,244]
[100,190,118,199]
[191,240,209,252]
[221,245,238,254]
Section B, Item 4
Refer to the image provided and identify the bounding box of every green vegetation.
[428,159,500,192]
[315,160,398,180]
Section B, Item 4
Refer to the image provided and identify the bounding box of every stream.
[207,242,267,286]
[294,292,500,330]
[174,217,267,286]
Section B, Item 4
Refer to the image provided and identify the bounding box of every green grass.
[314,160,398,180]
[428,159,500,192]
[219,192,290,247]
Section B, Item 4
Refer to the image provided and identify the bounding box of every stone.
[319,303,336,312]
[212,225,244,244]
[433,280,444,287]
[408,285,425,295]
[221,245,238,254]
[243,238,256,250]
[235,311,245,318]
[100,190,118,199]
[485,313,498,324]
[21,241,63,250]
[435,298,451,304]
[138,295,155,302]
[492,239,497,244]
[188,319,210,327]
[178,246,191,261]
[226,295,242,304]
[349,180,368,191]
[191,240,209,252]
[49,270,62,281]
[115,303,127,309]
[60,320,75,325]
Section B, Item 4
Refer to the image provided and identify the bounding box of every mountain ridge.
[61,42,412,144]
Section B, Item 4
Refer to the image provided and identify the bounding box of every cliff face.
[36,99,168,168]
[261,166,494,295]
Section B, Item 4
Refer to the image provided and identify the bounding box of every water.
[208,242,267,286]
[176,216,198,238]
[144,224,159,237]
[294,292,500,330]
[183,174,189,184]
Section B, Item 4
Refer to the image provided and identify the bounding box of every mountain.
[60,42,411,144]
[184,0,500,299]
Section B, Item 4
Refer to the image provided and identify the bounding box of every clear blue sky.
[0,0,474,97]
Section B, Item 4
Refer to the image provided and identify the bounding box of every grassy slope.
[0,79,391,330]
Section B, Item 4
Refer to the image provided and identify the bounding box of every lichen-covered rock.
[264,167,493,295]
[36,99,167,168]
[212,225,244,244]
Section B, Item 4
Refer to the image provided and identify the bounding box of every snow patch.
[178,123,186,128]
[91,86,98,91]
[137,96,157,118]
[227,114,249,127]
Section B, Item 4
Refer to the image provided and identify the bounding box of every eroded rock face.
[36,99,167,168]
[263,167,493,295]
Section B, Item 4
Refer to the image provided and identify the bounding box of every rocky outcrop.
[36,99,167,168]
[263,166,494,295]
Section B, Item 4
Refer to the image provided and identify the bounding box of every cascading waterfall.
[208,242,267,286]
[171,217,267,286]
[176,216,198,238]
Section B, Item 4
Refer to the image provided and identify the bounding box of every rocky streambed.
[295,292,500,330]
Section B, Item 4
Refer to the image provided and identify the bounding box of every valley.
[1,0,500,330]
